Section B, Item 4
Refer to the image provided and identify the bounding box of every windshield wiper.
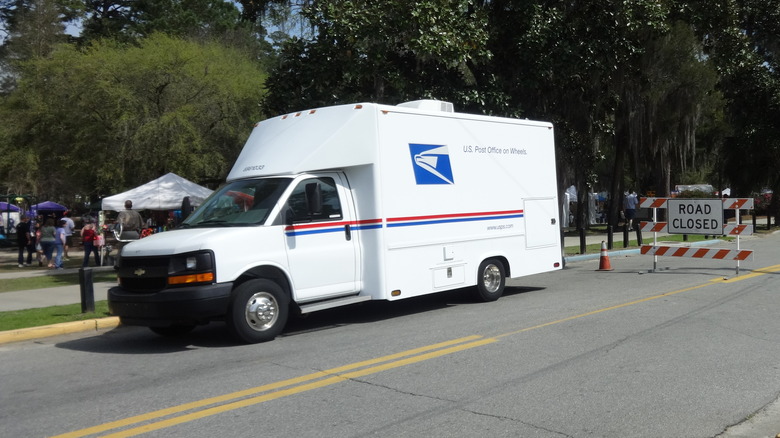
[193,219,228,226]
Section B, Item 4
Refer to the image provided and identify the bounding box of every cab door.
[282,173,359,301]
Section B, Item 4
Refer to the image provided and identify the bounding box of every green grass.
[0,271,117,293]
[0,301,111,331]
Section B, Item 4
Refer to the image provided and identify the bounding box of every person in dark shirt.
[116,200,143,240]
[15,215,34,267]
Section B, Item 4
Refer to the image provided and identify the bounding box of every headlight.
[168,251,215,286]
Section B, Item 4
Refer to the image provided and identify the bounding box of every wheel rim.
[244,292,278,332]
[482,264,502,293]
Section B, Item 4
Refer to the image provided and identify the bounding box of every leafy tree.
[0,0,80,92]
[627,21,722,198]
[263,0,490,113]
[686,0,780,224]
[79,0,134,43]
[130,0,242,38]
[0,33,267,200]
[485,0,673,227]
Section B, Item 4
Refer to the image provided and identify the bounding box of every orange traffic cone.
[596,241,613,271]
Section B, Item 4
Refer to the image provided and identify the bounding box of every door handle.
[345,224,352,241]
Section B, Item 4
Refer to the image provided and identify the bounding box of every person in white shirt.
[623,190,639,231]
[62,211,76,260]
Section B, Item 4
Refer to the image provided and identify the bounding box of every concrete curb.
[0,317,120,345]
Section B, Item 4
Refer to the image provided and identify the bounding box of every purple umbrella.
[0,202,20,212]
[30,201,68,212]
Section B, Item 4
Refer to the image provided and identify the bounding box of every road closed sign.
[667,199,724,235]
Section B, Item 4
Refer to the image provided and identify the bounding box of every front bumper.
[108,282,234,327]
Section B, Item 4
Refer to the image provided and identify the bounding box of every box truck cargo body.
[109,101,563,343]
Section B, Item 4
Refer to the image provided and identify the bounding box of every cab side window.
[286,177,343,223]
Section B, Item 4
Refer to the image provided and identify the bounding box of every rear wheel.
[474,258,506,302]
[227,279,289,344]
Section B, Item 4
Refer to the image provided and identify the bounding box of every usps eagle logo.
[409,143,455,185]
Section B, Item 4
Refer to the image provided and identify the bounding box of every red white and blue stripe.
[386,210,523,228]
[284,210,523,236]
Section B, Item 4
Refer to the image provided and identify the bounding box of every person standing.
[116,200,144,240]
[53,219,66,269]
[15,215,34,267]
[61,211,75,260]
[80,223,100,267]
[33,221,45,266]
[39,218,57,268]
[623,190,639,231]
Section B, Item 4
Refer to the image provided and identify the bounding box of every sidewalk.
[0,279,114,312]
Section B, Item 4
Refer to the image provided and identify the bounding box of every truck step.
[298,295,372,314]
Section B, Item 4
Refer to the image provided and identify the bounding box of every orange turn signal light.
[168,272,214,285]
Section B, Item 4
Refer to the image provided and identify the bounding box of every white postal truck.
[108,100,563,343]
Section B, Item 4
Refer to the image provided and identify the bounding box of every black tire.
[474,258,506,302]
[149,325,195,337]
[227,279,289,344]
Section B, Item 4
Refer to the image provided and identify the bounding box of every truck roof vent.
[396,99,454,113]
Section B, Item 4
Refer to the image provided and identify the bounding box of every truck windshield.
[182,178,291,227]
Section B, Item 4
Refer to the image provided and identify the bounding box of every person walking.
[61,211,75,260]
[80,223,101,267]
[15,215,34,267]
[53,219,67,269]
[623,190,639,231]
[39,218,57,268]
[33,221,45,266]
[116,200,144,240]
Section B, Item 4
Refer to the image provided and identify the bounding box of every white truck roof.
[227,101,551,181]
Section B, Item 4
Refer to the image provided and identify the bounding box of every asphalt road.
[1,232,779,438]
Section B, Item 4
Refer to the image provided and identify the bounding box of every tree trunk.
[609,109,629,227]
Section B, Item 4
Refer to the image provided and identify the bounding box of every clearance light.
[354,104,363,109]
[554,262,561,268]
[309,110,316,114]
[295,112,302,117]
[391,290,401,297]
[168,272,214,285]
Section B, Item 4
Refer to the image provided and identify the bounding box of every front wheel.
[227,279,289,344]
[474,258,506,302]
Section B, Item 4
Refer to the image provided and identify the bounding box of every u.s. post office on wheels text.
[109,100,563,343]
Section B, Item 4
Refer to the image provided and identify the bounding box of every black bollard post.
[578,227,586,254]
[623,226,629,248]
[79,267,95,313]
[607,225,614,250]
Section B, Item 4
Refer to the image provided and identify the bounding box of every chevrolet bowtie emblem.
[134,268,146,276]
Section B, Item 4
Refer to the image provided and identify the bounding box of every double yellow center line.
[54,264,780,438]
[54,336,497,438]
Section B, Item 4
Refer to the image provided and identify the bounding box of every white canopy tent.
[102,173,213,211]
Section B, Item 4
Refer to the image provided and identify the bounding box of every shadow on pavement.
[54,285,543,354]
